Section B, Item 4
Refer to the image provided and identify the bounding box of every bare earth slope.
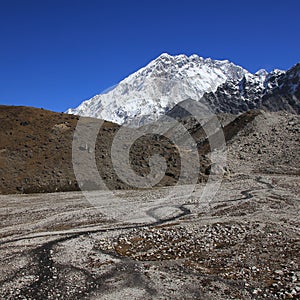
[0,105,212,194]
[0,105,80,194]
[226,111,300,175]
[1,106,298,196]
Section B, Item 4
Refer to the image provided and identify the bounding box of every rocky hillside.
[0,105,299,195]
[0,106,211,194]
[203,63,300,114]
[226,110,300,175]
[67,53,299,126]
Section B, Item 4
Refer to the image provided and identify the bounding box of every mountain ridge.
[203,62,300,114]
[67,54,300,125]
[66,53,250,125]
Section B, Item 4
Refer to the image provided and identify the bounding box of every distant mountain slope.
[203,63,300,114]
[67,54,299,125]
[67,53,249,125]
[261,63,300,113]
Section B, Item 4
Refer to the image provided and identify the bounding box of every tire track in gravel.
[0,176,284,299]
[0,204,191,246]
[0,204,191,299]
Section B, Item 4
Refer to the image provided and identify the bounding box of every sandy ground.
[0,173,299,299]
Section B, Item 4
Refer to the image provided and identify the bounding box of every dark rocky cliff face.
[200,63,300,114]
[261,63,300,113]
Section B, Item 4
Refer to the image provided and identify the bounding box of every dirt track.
[0,173,299,299]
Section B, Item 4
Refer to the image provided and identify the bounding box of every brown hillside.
[0,106,211,194]
[0,106,81,194]
[2,106,297,195]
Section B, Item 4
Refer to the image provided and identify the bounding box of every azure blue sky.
[0,0,299,112]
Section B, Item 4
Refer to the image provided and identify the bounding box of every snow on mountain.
[66,53,249,125]
[202,63,300,114]
[261,63,300,113]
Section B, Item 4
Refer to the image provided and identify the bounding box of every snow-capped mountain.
[261,63,300,113]
[202,63,300,114]
[67,53,249,125]
[67,54,299,125]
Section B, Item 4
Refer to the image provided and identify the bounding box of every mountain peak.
[67,53,250,125]
[156,52,173,60]
[68,54,295,125]
[255,69,268,76]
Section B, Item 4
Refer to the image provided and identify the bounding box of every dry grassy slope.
[0,106,211,195]
[0,106,298,195]
[0,106,79,194]
[0,106,122,194]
